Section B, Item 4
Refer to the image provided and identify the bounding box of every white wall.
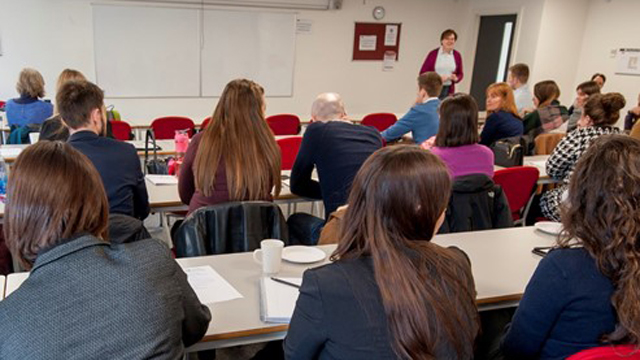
[0,0,466,125]
[2,0,637,126]
[574,0,640,122]
[529,0,589,107]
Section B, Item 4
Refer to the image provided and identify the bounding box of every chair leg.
[521,192,537,227]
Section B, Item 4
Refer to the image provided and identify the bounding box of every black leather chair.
[108,213,151,244]
[173,201,289,257]
[439,174,513,234]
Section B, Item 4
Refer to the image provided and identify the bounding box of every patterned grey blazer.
[0,235,211,360]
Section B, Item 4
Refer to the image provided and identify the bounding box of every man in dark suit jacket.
[58,80,150,219]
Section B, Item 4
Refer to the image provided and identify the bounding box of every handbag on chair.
[491,136,525,168]
[144,129,169,175]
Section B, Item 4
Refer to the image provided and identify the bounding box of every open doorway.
[469,14,517,110]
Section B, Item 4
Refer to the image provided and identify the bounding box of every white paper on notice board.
[384,25,398,46]
[616,48,640,76]
[359,35,377,51]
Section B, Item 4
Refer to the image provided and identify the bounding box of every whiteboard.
[201,10,296,97]
[93,4,201,97]
[93,4,296,98]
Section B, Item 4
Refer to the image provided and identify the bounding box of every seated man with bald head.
[288,93,383,244]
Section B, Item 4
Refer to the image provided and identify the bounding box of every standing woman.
[5,68,53,127]
[179,79,281,215]
[502,135,640,359]
[479,82,523,146]
[420,29,463,99]
[285,146,480,359]
[540,93,624,221]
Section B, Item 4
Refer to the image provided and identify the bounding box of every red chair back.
[493,166,539,222]
[267,114,301,135]
[110,120,132,141]
[150,116,195,140]
[361,113,397,132]
[201,116,212,130]
[0,101,5,110]
[277,137,303,170]
[567,345,640,360]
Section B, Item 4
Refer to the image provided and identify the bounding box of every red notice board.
[353,22,402,61]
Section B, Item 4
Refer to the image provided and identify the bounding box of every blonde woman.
[479,82,523,146]
[40,69,87,141]
[179,79,281,214]
[5,68,53,127]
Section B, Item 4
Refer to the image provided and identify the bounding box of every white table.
[0,275,5,299]
[180,226,556,351]
[4,271,28,298]
[0,227,557,350]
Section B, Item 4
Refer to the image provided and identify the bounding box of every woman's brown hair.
[534,80,561,108]
[583,93,626,127]
[559,135,640,345]
[333,145,479,359]
[194,79,281,199]
[16,68,46,99]
[435,93,479,147]
[486,82,520,118]
[576,80,600,97]
[54,69,87,115]
[4,141,109,270]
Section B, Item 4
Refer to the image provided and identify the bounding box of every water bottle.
[0,157,8,202]
[172,129,190,176]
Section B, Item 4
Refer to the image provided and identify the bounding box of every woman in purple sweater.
[424,94,494,179]
[419,29,464,99]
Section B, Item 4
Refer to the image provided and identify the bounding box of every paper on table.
[0,147,24,158]
[4,272,29,299]
[183,266,243,304]
[260,277,302,323]
[526,160,547,168]
[145,175,178,185]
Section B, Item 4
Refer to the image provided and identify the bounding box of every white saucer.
[282,246,326,264]
[534,221,564,235]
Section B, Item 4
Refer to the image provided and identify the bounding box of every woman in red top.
[420,29,464,99]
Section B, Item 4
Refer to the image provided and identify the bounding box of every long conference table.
[1,226,557,351]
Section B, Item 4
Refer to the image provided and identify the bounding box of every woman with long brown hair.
[179,79,281,214]
[0,141,211,359]
[285,146,480,359]
[523,80,569,138]
[502,135,640,358]
[479,82,524,146]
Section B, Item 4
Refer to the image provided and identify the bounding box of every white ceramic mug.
[253,239,284,274]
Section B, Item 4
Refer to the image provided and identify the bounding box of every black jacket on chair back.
[439,174,513,234]
[173,201,289,257]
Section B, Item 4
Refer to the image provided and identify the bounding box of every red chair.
[493,166,539,226]
[201,116,212,130]
[267,114,301,135]
[277,137,303,170]
[567,345,640,360]
[150,116,195,140]
[110,120,132,141]
[0,101,5,110]
[361,113,397,132]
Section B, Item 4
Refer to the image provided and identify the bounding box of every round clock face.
[373,6,385,20]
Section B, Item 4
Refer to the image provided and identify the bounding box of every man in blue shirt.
[381,71,442,144]
[57,80,150,220]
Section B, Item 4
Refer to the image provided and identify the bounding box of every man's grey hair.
[311,93,346,121]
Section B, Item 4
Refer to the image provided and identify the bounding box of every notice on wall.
[296,19,313,34]
[359,35,377,51]
[382,51,397,71]
[616,48,640,76]
[384,25,398,46]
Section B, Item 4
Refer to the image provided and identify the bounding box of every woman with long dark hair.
[503,135,640,358]
[285,146,480,359]
[179,79,281,214]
